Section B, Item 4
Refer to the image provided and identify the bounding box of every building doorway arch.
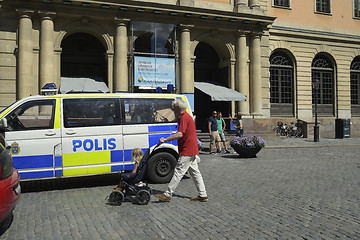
[61,32,107,85]
[194,42,230,132]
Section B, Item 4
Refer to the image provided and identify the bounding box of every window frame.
[121,98,177,125]
[314,0,332,15]
[311,55,335,117]
[350,57,360,115]
[272,0,291,9]
[269,51,295,117]
[63,98,121,128]
[354,0,360,19]
[5,99,56,131]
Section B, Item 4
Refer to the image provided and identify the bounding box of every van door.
[3,98,61,180]
[121,97,178,181]
[61,97,123,176]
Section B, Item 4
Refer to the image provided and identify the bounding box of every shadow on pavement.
[0,213,13,237]
[20,173,120,193]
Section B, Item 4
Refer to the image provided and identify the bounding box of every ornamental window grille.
[355,0,360,17]
[316,0,331,13]
[274,0,290,7]
[269,51,294,116]
[351,57,360,115]
[311,55,334,116]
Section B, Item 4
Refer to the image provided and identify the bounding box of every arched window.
[311,54,335,116]
[351,56,360,115]
[269,51,294,116]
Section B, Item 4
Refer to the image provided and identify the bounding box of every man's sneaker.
[155,193,171,202]
[210,152,215,155]
[190,196,208,202]
[225,149,231,153]
[216,149,221,154]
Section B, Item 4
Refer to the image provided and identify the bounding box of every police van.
[0,92,192,183]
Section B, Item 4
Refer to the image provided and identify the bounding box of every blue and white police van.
[0,90,192,183]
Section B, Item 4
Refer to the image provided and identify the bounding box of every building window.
[351,57,360,115]
[273,0,290,8]
[312,54,334,116]
[269,51,294,116]
[131,22,176,92]
[355,0,360,18]
[315,0,331,14]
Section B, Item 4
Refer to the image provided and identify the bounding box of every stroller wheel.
[135,189,151,205]
[108,190,124,206]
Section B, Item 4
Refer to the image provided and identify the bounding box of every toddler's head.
[132,148,143,164]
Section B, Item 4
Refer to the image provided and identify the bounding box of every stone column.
[39,11,55,92]
[235,31,249,115]
[16,9,34,100]
[235,0,247,8]
[250,32,262,115]
[229,58,236,117]
[179,24,194,94]
[249,0,260,9]
[114,18,129,93]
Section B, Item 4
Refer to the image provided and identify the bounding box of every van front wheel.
[147,152,177,183]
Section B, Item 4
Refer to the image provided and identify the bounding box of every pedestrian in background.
[208,111,221,154]
[232,113,244,136]
[155,99,208,202]
[216,112,230,153]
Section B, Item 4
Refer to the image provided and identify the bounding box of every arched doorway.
[194,42,230,132]
[61,32,107,84]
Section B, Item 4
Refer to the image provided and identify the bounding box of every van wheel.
[147,152,177,183]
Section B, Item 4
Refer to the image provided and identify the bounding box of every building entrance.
[61,32,107,84]
[194,42,230,132]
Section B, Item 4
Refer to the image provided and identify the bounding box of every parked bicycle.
[273,121,303,138]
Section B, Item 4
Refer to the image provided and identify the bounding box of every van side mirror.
[0,118,8,132]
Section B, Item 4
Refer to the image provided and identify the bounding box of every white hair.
[172,99,187,111]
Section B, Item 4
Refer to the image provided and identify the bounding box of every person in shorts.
[208,111,221,154]
[216,112,230,153]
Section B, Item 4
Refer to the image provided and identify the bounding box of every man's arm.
[159,131,183,143]
[208,121,212,136]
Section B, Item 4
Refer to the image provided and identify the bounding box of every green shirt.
[216,118,225,133]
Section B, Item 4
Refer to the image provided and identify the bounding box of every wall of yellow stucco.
[268,0,360,32]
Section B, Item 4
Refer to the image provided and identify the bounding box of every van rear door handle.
[45,131,56,136]
[66,130,76,135]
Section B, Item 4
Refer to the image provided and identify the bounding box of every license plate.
[13,183,21,195]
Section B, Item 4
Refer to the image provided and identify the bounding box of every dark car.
[0,130,21,225]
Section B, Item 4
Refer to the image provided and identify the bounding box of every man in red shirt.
[155,99,208,202]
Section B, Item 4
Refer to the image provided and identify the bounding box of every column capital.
[114,17,130,26]
[16,8,34,18]
[38,10,56,20]
[236,30,250,37]
[179,24,194,32]
[250,31,264,38]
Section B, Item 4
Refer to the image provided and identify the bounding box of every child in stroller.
[107,148,152,206]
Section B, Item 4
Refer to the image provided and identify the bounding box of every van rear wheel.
[147,152,177,183]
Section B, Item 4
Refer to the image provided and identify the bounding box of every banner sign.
[134,56,175,88]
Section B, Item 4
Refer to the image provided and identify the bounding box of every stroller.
[107,147,153,206]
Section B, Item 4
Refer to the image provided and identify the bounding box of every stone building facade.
[0,0,359,137]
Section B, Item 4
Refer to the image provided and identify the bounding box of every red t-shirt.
[177,111,199,156]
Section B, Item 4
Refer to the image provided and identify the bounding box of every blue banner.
[134,56,175,88]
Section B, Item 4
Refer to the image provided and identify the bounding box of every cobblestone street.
[1,139,360,239]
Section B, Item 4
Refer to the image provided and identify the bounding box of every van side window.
[5,100,55,131]
[123,98,176,124]
[63,98,120,128]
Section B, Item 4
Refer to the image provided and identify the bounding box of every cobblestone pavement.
[1,138,360,240]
